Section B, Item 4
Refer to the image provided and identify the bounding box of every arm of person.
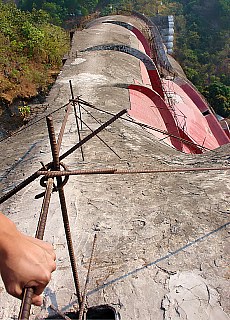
[0,212,56,306]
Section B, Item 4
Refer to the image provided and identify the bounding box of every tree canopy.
[0,1,69,103]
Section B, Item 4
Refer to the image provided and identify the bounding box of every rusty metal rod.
[0,109,126,204]
[79,102,103,126]
[69,80,84,161]
[37,169,116,176]
[59,109,127,161]
[50,304,71,320]
[35,178,54,239]
[18,177,54,320]
[57,104,72,152]
[0,171,39,204]
[76,98,83,130]
[46,116,82,306]
[37,166,230,177]
[78,234,97,320]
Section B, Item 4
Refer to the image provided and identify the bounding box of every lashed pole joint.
[0,109,127,204]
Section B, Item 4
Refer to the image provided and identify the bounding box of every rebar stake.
[18,178,54,320]
[78,234,97,320]
[46,115,82,306]
[69,80,84,161]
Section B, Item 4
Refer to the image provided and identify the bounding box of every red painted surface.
[148,69,165,99]
[128,84,203,154]
[128,89,171,144]
[127,28,229,153]
[130,25,151,57]
[139,61,152,86]
[163,79,225,150]
[138,43,151,86]
[137,40,164,99]
[128,84,183,151]
[174,77,230,145]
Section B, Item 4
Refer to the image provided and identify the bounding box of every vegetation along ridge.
[0,0,229,123]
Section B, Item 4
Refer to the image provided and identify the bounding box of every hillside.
[0,1,69,105]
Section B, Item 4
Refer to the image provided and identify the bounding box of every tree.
[202,81,230,117]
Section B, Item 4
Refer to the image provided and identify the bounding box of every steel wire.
[74,98,211,152]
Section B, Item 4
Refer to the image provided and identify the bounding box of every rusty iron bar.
[59,109,127,161]
[77,98,83,131]
[38,168,116,176]
[78,102,103,126]
[69,80,84,161]
[18,177,54,320]
[50,304,72,320]
[74,108,121,159]
[0,171,39,204]
[35,178,54,239]
[37,166,230,177]
[57,104,72,152]
[74,98,211,152]
[78,234,97,320]
[0,109,126,204]
[46,116,82,306]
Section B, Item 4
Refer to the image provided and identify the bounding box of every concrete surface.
[0,15,229,320]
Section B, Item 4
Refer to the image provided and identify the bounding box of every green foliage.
[41,2,66,25]
[0,1,69,103]
[167,0,230,117]
[202,81,230,118]
[18,0,90,17]
[18,104,31,118]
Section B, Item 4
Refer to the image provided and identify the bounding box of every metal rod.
[36,178,54,239]
[69,80,84,161]
[0,171,39,204]
[79,103,103,126]
[46,116,82,306]
[59,109,127,161]
[50,304,71,320]
[57,104,72,153]
[77,98,83,131]
[18,178,54,320]
[38,169,116,176]
[37,166,230,177]
[76,109,121,159]
[78,234,97,320]
[0,109,126,204]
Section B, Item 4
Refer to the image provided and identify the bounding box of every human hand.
[0,213,56,306]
